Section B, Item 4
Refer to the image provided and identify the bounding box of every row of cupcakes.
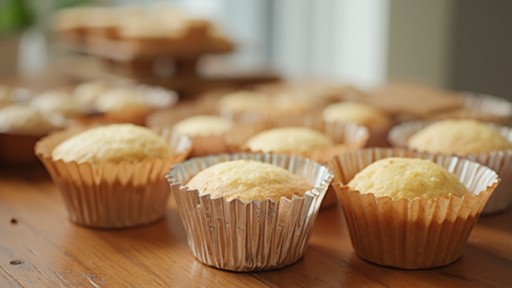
[26,81,509,271]
[33,121,500,271]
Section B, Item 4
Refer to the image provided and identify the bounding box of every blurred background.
[0,0,511,97]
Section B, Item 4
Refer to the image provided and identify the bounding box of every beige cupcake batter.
[186,160,313,202]
[322,102,390,128]
[408,119,511,156]
[348,157,468,200]
[52,124,172,163]
[246,127,333,152]
[173,115,233,136]
[0,105,60,134]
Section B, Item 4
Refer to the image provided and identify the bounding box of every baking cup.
[328,148,499,269]
[389,121,512,214]
[226,118,368,209]
[166,153,333,272]
[35,126,191,228]
[146,103,235,157]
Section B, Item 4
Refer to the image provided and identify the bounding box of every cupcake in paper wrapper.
[225,117,368,209]
[329,148,499,269]
[389,120,512,214]
[147,103,243,157]
[428,92,512,125]
[166,153,333,272]
[35,126,191,228]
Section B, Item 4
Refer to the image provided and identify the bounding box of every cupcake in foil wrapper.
[225,117,368,209]
[428,93,512,125]
[389,121,512,214]
[147,103,252,157]
[35,126,192,228]
[328,148,499,269]
[166,153,333,271]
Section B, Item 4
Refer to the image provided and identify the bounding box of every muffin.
[407,119,511,156]
[93,86,175,125]
[147,104,234,157]
[322,101,391,146]
[389,119,512,214]
[36,124,191,228]
[329,148,499,269]
[0,105,63,165]
[218,90,313,123]
[30,90,87,118]
[73,81,110,107]
[167,153,333,271]
[246,127,333,153]
[226,119,369,209]
[428,93,512,125]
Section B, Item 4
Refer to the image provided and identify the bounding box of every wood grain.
[1,167,511,288]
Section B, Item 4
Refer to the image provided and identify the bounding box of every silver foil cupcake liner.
[166,153,333,271]
[329,148,499,269]
[36,126,192,228]
[389,121,512,214]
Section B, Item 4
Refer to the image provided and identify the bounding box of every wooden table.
[1,167,511,287]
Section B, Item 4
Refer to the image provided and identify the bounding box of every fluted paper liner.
[166,153,333,271]
[389,121,512,214]
[147,103,243,157]
[328,148,499,269]
[226,117,368,209]
[35,126,191,228]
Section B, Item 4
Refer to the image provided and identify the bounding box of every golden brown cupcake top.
[0,105,61,134]
[408,119,511,156]
[173,115,233,137]
[186,160,313,202]
[51,124,172,163]
[246,127,333,152]
[322,101,390,128]
[348,157,468,200]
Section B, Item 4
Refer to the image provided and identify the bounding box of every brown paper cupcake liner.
[35,126,191,228]
[226,118,368,209]
[389,121,512,214]
[329,148,499,269]
[166,153,333,271]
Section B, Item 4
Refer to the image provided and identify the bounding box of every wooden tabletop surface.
[1,167,511,288]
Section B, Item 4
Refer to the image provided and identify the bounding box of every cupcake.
[428,93,512,125]
[30,90,87,118]
[147,104,234,157]
[328,148,499,269]
[322,101,391,147]
[36,124,191,228]
[90,85,178,125]
[226,119,368,209]
[389,119,512,214]
[218,90,315,123]
[0,105,63,165]
[167,153,333,271]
